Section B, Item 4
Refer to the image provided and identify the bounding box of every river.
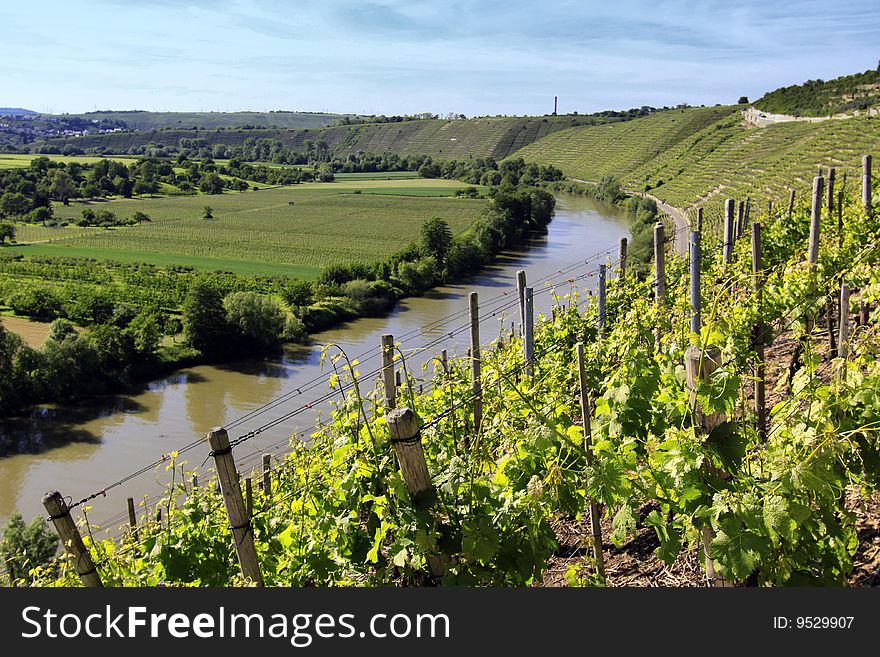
[0,194,630,534]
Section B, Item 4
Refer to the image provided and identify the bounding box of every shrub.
[0,514,58,584]
[223,291,286,352]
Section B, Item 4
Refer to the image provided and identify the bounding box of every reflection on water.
[0,194,631,529]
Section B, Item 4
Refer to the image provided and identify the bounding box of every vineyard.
[513,108,880,240]
[20,155,880,587]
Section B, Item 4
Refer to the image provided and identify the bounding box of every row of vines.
[26,170,880,587]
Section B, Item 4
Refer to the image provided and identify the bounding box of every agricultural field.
[0,153,142,169]
[9,180,488,277]
[0,315,54,348]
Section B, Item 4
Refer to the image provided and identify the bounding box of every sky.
[2,0,879,117]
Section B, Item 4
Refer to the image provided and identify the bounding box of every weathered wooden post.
[385,408,445,578]
[808,175,824,331]
[787,189,796,217]
[469,292,482,438]
[826,167,836,216]
[697,207,703,233]
[654,222,666,306]
[127,496,138,541]
[524,287,535,378]
[752,222,766,441]
[381,333,396,409]
[245,477,253,518]
[517,269,527,332]
[576,343,605,579]
[837,190,844,241]
[618,237,628,279]
[440,349,448,374]
[262,453,272,498]
[689,231,701,336]
[208,428,264,586]
[723,199,734,269]
[736,199,744,240]
[192,474,199,490]
[863,154,873,219]
[597,264,607,335]
[43,491,103,587]
[838,283,850,361]
[744,197,751,227]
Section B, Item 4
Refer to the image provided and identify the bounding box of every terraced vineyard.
[10,180,487,276]
[513,106,880,237]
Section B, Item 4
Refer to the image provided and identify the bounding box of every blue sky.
[2,0,879,116]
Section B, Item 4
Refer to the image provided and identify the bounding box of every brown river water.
[0,194,630,535]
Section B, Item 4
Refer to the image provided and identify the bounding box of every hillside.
[754,68,880,117]
[51,110,348,130]
[33,113,632,160]
[512,106,880,235]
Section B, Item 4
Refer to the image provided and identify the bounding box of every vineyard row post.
[208,428,264,586]
[751,221,766,441]
[127,496,138,541]
[524,287,535,379]
[469,291,483,441]
[807,175,824,332]
[517,269,527,334]
[723,198,734,268]
[42,491,103,587]
[381,333,396,410]
[787,189,796,218]
[576,342,605,579]
[385,407,447,579]
[597,264,606,336]
[863,154,872,219]
[262,453,272,498]
[838,283,850,363]
[618,237,628,279]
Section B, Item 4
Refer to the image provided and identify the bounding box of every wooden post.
[385,408,445,579]
[618,237,628,279]
[576,343,605,578]
[689,231,701,336]
[787,189,796,217]
[42,491,103,587]
[723,199,734,268]
[685,346,725,429]
[767,200,772,217]
[838,284,850,361]
[469,292,482,438]
[863,154,873,219]
[192,474,199,490]
[156,508,162,524]
[517,269,527,332]
[697,207,703,233]
[127,497,138,541]
[751,222,766,441]
[826,167,836,215]
[736,199,744,240]
[524,287,534,378]
[262,453,272,498]
[837,190,844,240]
[744,197,751,227]
[208,428,264,586]
[654,222,666,306]
[810,175,823,268]
[381,333,396,409]
[859,302,869,326]
[440,349,448,374]
[245,477,253,518]
[597,264,606,335]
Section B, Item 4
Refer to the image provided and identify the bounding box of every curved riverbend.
[0,194,631,529]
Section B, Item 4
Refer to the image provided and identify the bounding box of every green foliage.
[0,514,58,584]
[182,280,229,356]
[0,222,13,243]
[420,217,453,264]
[223,291,286,352]
[754,68,880,117]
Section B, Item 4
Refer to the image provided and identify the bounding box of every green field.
[48,110,347,131]
[10,180,487,275]
[0,153,143,169]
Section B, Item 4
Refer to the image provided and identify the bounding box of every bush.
[8,288,64,320]
[182,280,229,356]
[223,291,286,352]
[282,280,313,308]
[0,514,58,584]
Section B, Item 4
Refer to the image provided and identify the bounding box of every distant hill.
[52,110,350,131]
[0,108,38,116]
[33,113,635,160]
[754,68,880,117]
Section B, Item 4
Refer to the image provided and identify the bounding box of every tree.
[203,206,214,220]
[0,513,58,584]
[182,280,229,355]
[738,96,750,104]
[0,223,14,244]
[283,280,313,307]
[126,310,162,354]
[132,211,151,223]
[26,206,53,225]
[596,175,625,203]
[0,192,30,218]
[199,172,224,194]
[223,291,285,352]
[420,217,453,264]
[48,170,76,205]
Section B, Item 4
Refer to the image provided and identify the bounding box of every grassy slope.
[51,111,346,130]
[36,114,626,161]
[511,106,880,236]
[10,180,487,275]
[754,68,880,117]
